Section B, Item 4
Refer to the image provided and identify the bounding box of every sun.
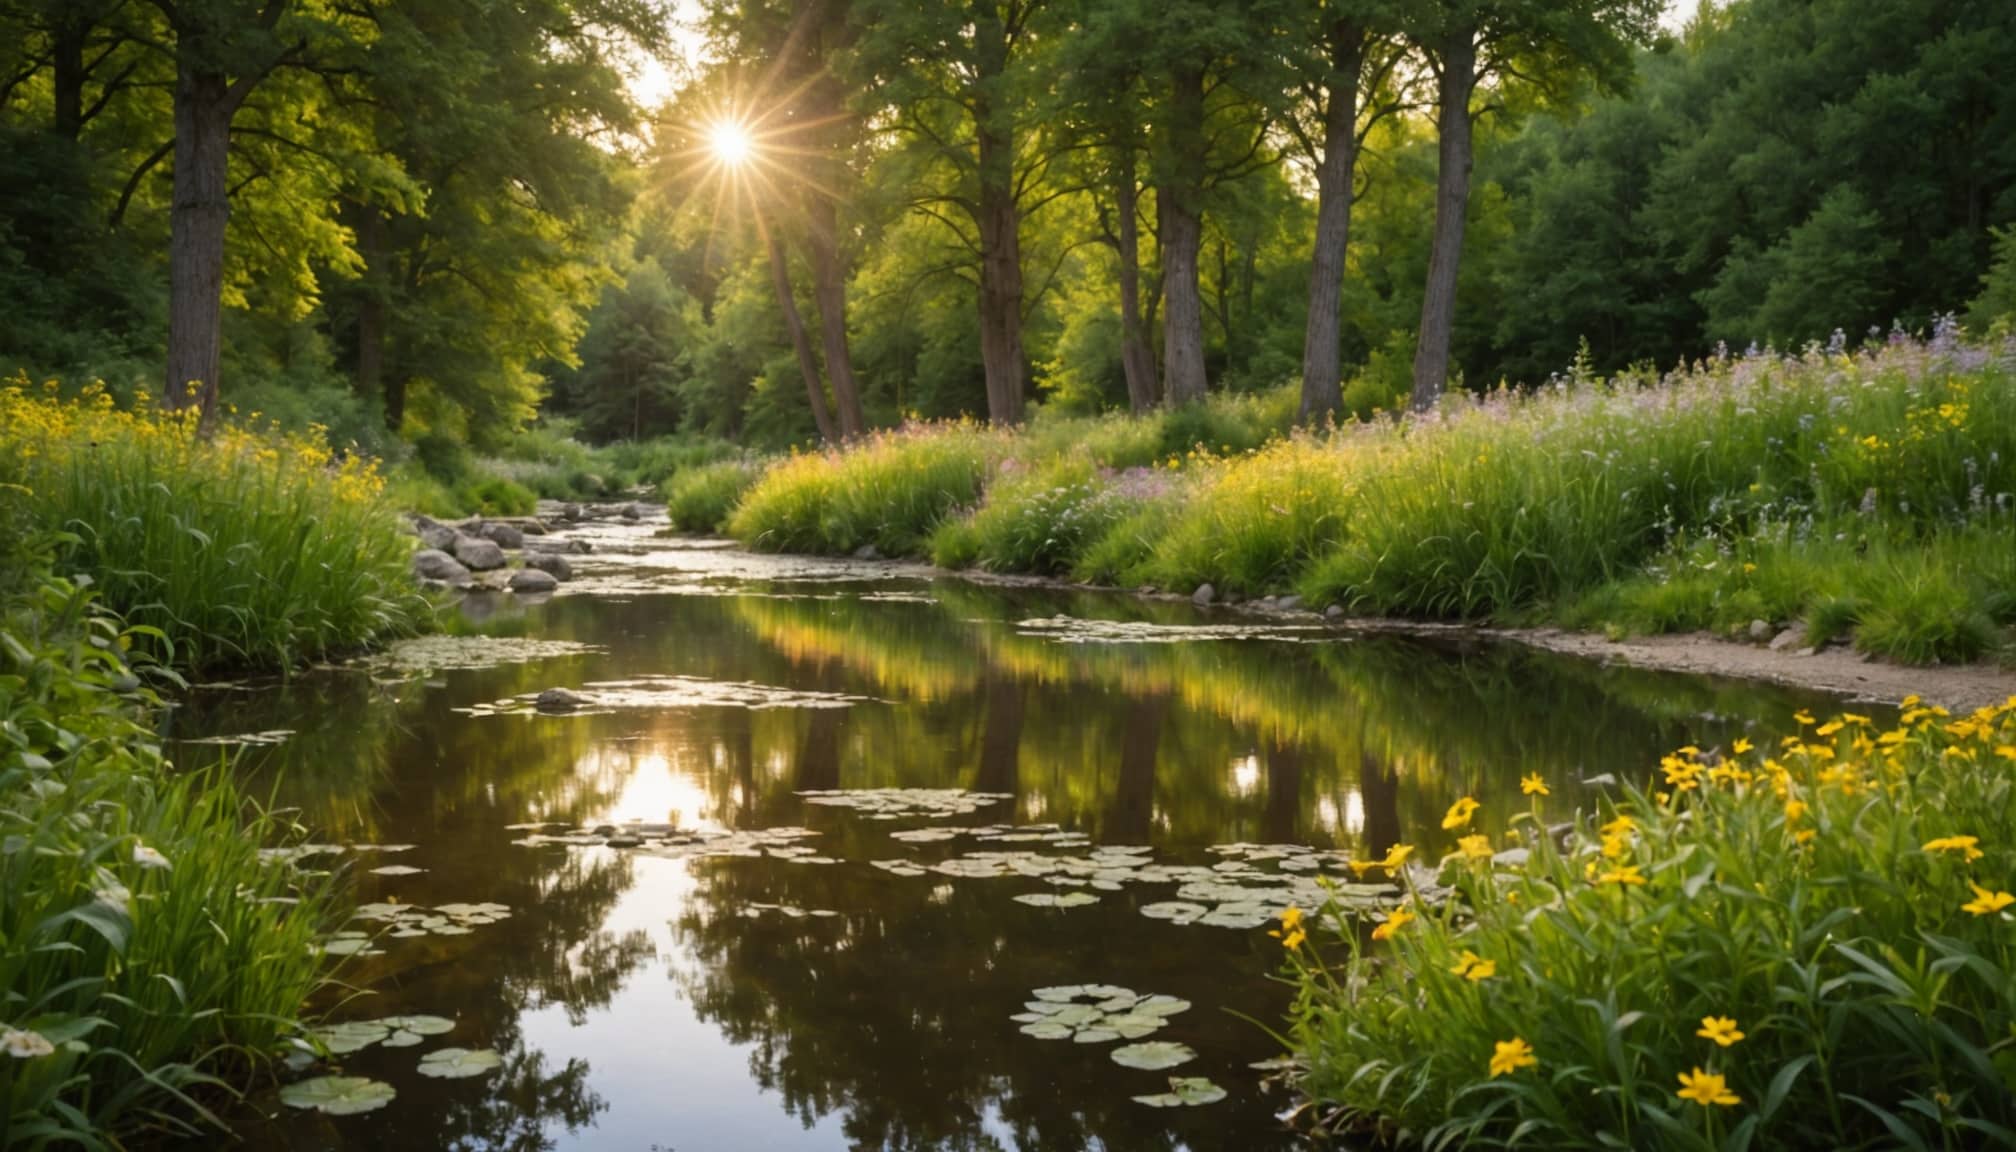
[709,120,754,166]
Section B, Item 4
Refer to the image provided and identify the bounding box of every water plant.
[1284,698,2016,1148]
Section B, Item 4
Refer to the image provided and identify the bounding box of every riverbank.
[704,333,2016,676]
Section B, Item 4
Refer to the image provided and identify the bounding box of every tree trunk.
[354,207,387,411]
[975,139,1026,425]
[1115,153,1159,412]
[51,17,86,140]
[1159,60,1209,407]
[1298,22,1367,424]
[802,194,866,438]
[1105,694,1167,843]
[763,215,838,444]
[385,375,409,433]
[973,677,1024,796]
[163,64,234,424]
[1263,740,1303,844]
[1409,28,1478,412]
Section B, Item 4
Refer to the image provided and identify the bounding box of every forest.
[4,0,2014,466]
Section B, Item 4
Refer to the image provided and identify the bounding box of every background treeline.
[3,0,2016,461]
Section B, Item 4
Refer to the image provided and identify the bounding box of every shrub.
[1,568,336,1145]
[664,459,761,533]
[729,422,1000,556]
[0,379,429,672]
[937,459,1151,576]
[1286,699,2016,1150]
[456,474,537,516]
[1147,437,1354,596]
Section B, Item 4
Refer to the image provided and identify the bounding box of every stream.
[162,508,1845,1151]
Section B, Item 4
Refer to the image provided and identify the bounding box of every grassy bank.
[0,378,429,672]
[712,333,2015,665]
[1282,698,2016,1149]
[0,562,337,1146]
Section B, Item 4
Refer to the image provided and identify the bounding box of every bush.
[456,475,537,517]
[1286,699,2016,1149]
[729,422,1000,556]
[933,459,1152,576]
[1147,437,1354,596]
[1,568,336,1145]
[664,459,761,533]
[0,379,429,672]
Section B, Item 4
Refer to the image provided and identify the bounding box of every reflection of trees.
[434,1029,606,1152]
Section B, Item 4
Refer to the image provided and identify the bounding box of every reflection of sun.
[599,750,725,831]
[1231,754,1261,797]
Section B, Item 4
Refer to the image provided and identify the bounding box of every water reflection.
[163,563,1846,1150]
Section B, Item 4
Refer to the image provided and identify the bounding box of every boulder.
[508,567,559,594]
[1192,583,1216,606]
[534,687,587,713]
[412,549,472,585]
[411,515,458,551]
[453,534,507,571]
[1747,618,1773,642]
[853,544,882,561]
[478,521,525,549]
[1323,604,1345,620]
[1277,594,1304,612]
[523,552,573,580]
[1768,626,1806,652]
[620,503,643,521]
[526,536,592,555]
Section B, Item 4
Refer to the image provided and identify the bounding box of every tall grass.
[663,458,763,533]
[0,378,429,672]
[1283,698,2016,1149]
[1,568,336,1147]
[718,331,2015,663]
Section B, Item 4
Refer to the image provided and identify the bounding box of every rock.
[853,544,882,561]
[508,567,559,594]
[452,535,507,571]
[517,519,549,536]
[412,549,472,586]
[1747,618,1773,642]
[523,552,573,581]
[620,503,643,521]
[1323,604,1345,620]
[526,536,591,555]
[534,688,587,713]
[478,521,525,549]
[560,504,584,522]
[1769,626,1805,652]
[411,515,457,551]
[1136,585,1157,596]
[1277,594,1303,612]
[1192,583,1216,606]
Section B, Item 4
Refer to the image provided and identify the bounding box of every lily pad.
[1013,892,1099,908]
[369,865,425,877]
[280,1076,397,1115]
[1139,901,1209,925]
[416,1047,503,1079]
[1012,985,1180,1044]
[1132,1076,1227,1107]
[1111,1042,1197,1070]
[310,1021,391,1055]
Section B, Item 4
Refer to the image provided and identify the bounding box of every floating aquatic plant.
[180,729,295,746]
[459,675,872,717]
[369,636,606,673]
[1132,1077,1226,1107]
[280,1076,397,1115]
[416,1048,503,1079]
[1111,1041,1197,1070]
[799,788,1011,820]
[1013,892,1100,908]
[1012,986,1190,1043]
[1017,617,1328,644]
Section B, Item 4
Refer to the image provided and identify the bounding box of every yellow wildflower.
[1280,928,1306,951]
[1922,836,1984,863]
[1963,884,2015,917]
[1676,1067,1742,1107]
[1279,906,1305,932]
[1520,773,1550,796]
[1442,797,1480,830]
[1488,1037,1536,1078]
[1696,1016,1745,1047]
[1371,905,1415,941]
[1597,865,1646,887]
[1457,834,1494,861]
[1793,709,1815,727]
[1449,950,1498,982]
[1731,737,1754,755]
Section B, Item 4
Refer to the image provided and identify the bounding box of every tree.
[1281,1,1408,422]
[1405,0,1658,411]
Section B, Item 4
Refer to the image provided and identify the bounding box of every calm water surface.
[163,513,1843,1152]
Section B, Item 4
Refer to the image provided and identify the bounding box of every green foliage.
[456,476,537,517]
[0,567,337,1146]
[1286,700,2016,1148]
[1,383,429,672]
[728,424,1001,556]
[1972,226,2016,336]
[664,459,762,533]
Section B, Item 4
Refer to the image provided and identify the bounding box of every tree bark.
[1114,151,1159,412]
[1298,22,1367,424]
[763,214,838,444]
[163,63,234,424]
[972,12,1026,426]
[51,17,86,140]
[354,206,387,412]
[1158,59,1209,408]
[1409,27,1478,412]
[802,193,866,439]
